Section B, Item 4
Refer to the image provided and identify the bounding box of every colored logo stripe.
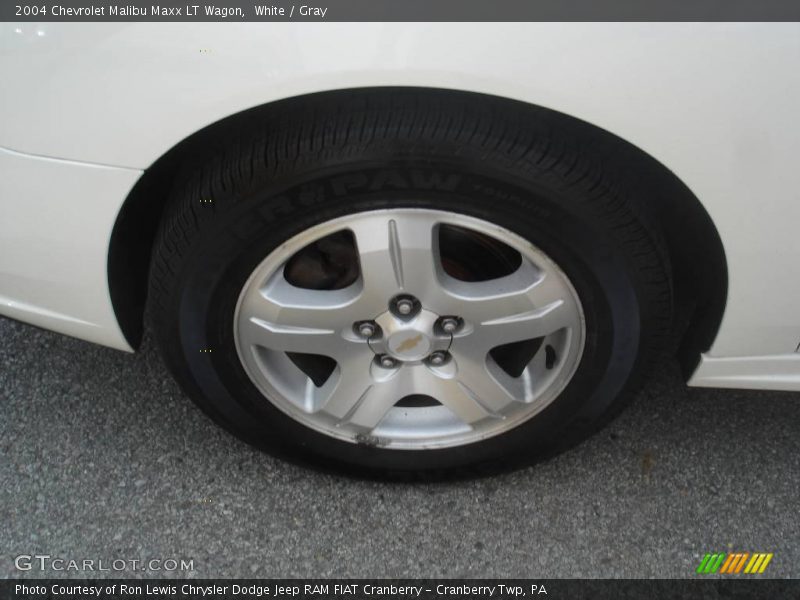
[720,553,749,573]
[696,553,726,574]
[745,553,774,574]
[697,552,773,574]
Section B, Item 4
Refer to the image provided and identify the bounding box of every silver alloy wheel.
[234,209,585,450]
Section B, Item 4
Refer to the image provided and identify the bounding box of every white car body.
[1,23,799,390]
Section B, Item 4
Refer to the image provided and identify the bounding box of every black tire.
[148,90,672,477]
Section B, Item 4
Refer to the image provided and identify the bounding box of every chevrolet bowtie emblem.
[396,334,423,353]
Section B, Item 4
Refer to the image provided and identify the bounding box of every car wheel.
[148,91,672,476]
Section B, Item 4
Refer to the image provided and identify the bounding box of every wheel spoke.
[242,316,333,350]
[327,369,401,431]
[451,262,580,349]
[327,364,509,431]
[478,299,574,347]
[452,356,517,413]
[238,278,360,359]
[348,214,445,312]
[424,370,505,425]
[316,351,376,417]
[244,275,361,328]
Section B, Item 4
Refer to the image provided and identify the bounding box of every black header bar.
[2,579,799,600]
[4,0,800,22]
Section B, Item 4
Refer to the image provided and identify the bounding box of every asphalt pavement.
[2,316,799,578]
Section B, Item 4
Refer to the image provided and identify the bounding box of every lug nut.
[428,351,449,366]
[396,298,415,315]
[391,294,420,318]
[356,321,377,338]
[440,317,460,334]
[379,355,398,369]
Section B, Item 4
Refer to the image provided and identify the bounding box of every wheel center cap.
[387,330,432,361]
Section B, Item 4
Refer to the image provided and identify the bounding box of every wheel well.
[108,87,726,375]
